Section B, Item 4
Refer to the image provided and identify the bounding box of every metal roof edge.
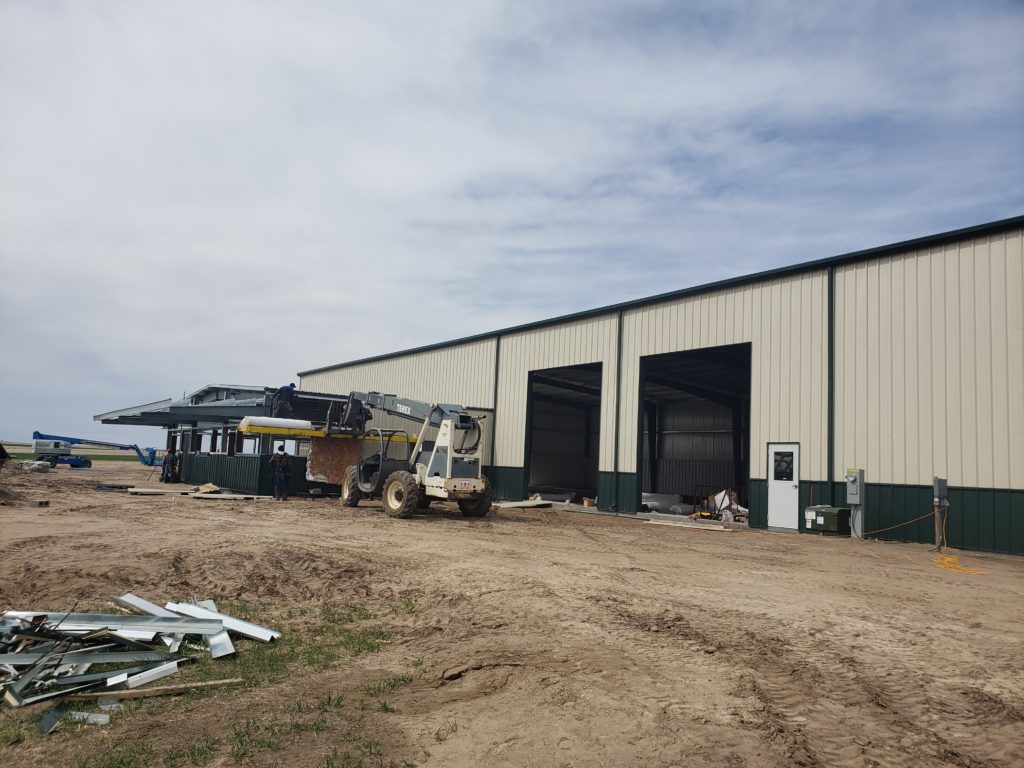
[184,384,268,401]
[93,399,174,422]
[298,213,1024,377]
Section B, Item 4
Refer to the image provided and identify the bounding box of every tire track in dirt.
[591,595,1017,768]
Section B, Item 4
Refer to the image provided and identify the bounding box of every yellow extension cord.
[932,508,987,575]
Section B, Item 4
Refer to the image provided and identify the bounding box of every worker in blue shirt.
[271,384,297,418]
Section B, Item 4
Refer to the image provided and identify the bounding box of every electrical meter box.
[804,505,851,534]
[846,469,865,505]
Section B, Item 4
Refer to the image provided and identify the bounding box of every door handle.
[792,484,799,489]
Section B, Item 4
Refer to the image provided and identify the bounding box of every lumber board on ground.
[63,678,243,700]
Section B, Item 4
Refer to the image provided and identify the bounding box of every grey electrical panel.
[933,476,948,501]
[846,469,865,505]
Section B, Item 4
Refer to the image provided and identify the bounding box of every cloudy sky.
[1,0,1022,447]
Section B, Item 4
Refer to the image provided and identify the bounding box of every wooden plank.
[189,493,272,501]
[63,678,243,701]
[493,500,551,509]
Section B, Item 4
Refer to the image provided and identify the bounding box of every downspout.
[489,336,500,479]
[613,309,624,510]
[827,265,836,504]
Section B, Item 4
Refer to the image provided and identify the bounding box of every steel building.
[299,216,1023,554]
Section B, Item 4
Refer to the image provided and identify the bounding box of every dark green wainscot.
[180,453,339,496]
[745,478,1024,555]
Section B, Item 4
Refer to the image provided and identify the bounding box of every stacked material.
[1,594,280,733]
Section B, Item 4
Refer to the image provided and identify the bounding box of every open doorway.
[639,343,751,511]
[526,363,602,502]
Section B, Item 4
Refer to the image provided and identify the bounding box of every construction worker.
[269,445,291,500]
[271,383,297,418]
[161,449,178,483]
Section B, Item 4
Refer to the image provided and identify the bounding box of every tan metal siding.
[494,315,619,469]
[299,339,497,410]
[619,273,830,480]
[834,228,1024,488]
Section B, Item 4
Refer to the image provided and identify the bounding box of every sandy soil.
[1,462,1022,768]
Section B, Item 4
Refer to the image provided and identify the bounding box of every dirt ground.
[1,462,1022,768]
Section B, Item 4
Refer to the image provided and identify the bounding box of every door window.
[773,451,794,481]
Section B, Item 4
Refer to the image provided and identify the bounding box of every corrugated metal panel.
[495,315,619,469]
[620,273,829,480]
[654,459,735,495]
[299,338,497,410]
[834,228,1024,488]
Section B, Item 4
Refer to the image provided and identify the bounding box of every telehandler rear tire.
[383,471,419,518]
[341,466,362,507]
[458,476,494,517]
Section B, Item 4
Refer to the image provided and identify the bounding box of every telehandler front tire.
[458,476,494,517]
[341,466,362,507]
[382,471,419,518]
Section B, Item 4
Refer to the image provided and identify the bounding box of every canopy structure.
[94,385,268,429]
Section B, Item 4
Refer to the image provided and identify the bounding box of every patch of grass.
[318,693,346,711]
[282,716,329,735]
[162,737,220,768]
[433,718,458,743]
[361,673,413,698]
[283,700,315,715]
[217,599,275,624]
[184,611,389,690]
[0,715,28,746]
[318,749,415,768]
[395,597,417,615]
[229,719,282,760]
[74,741,155,768]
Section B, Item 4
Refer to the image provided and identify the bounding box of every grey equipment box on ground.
[804,505,851,535]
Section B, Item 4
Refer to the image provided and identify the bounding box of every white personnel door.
[767,443,800,529]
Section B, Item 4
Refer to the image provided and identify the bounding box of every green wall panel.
[486,466,527,501]
[181,453,337,496]
[597,472,641,513]
[747,479,767,528]
[746,479,1022,555]
[597,472,616,511]
[827,482,1023,555]
[617,473,640,514]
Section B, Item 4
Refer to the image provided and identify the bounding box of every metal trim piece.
[112,594,179,618]
[125,661,179,689]
[3,612,223,635]
[0,651,178,666]
[69,711,110,725]
[165,603,280,642]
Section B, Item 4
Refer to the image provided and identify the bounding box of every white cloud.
[1,0,1021,443]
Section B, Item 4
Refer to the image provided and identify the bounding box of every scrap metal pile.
[1,593,280,733]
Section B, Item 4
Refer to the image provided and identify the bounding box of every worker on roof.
[269,445,291,501]
[271,383,297,418]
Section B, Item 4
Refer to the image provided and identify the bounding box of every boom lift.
[31,431,162,469]
[339,392,493,518]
